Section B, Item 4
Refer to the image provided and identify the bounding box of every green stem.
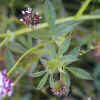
[7,38,60,76]
[0,37,9,49]
[0,14,100,38]
[0,34,10,38]
[60,72,63,81]
[80,45,100,56]
[76,0,91,16]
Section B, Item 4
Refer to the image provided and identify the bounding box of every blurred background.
[0,0,100,100]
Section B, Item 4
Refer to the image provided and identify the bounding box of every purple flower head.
[20,8,42,27]
[53,86,66,97]
[0,70,14,99]
[52,80,69,97]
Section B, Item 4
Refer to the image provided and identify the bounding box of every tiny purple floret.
[53,86,66,97]
[0,70,14,99]
[20,8,41,27]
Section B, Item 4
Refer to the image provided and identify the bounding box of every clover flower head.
[0,70,14,99]
[53,86,66,97]
[20,8,42,27]
[52,80,69,97]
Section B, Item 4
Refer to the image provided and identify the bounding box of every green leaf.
[62,71,70,87]
[26,35,32,48]
[40,58,47,65]
[31,59,39,73]
[31,71,46,78]
[17,36,27,47]
[7,42,26,53]
[61,55,78,65]
[55,21,80,35]
[69,47,80,58]
[46,44,57,59]
[58,37,71,56]
[30,30,53,39]
[46,59,58,71]
[18,35,32,49]
[61,47,80,65]
[67,67,92,80]
[32,49,46,57]
[49,74,54,88]
[45,0,56,32]
[37,74,49,89]
[4,49,15,69]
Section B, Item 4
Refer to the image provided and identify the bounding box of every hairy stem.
[0,15,100,38]
[80,45,100,56]
[76,0,91,16]
[60,72,63,81]
[0,37,9,49]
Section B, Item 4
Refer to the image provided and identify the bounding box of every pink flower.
[52,80,69,97]
[53,86,66,97]
[0,70,14,99]
[20,8,41,27]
